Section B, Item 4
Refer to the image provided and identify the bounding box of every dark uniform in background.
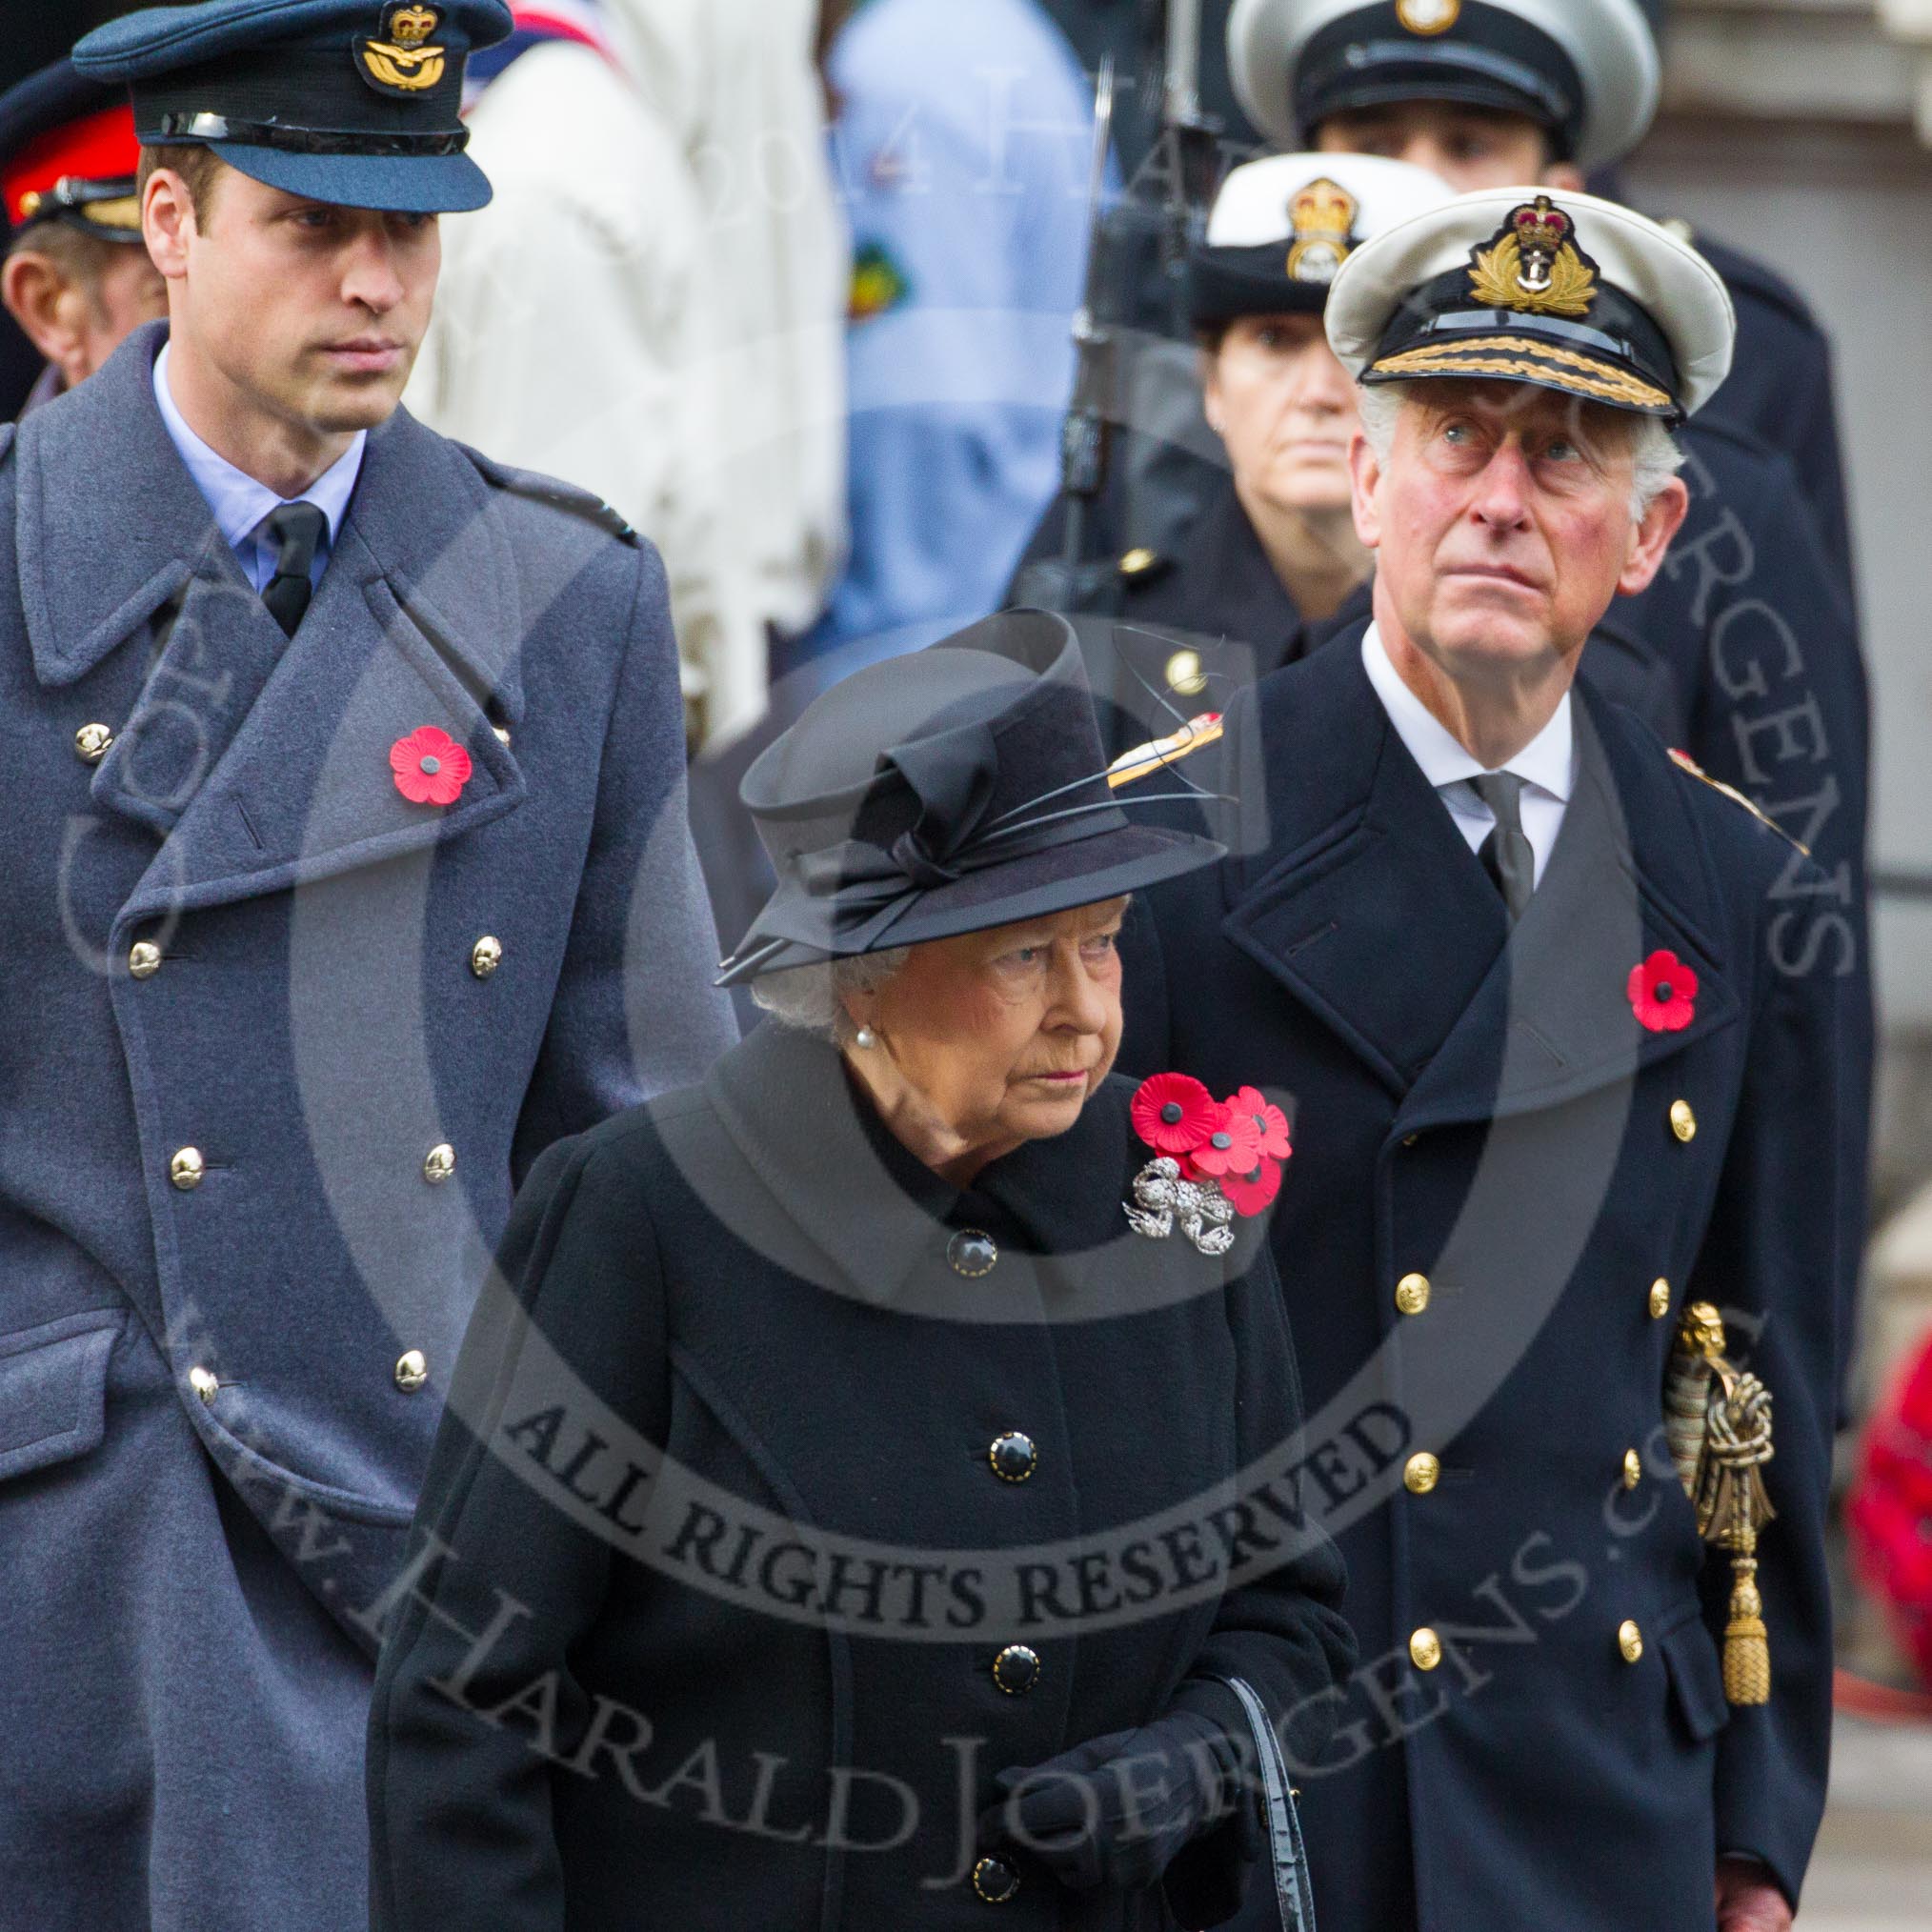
[1,3,733,1924]
[1660,227,1856,599]
[1077,487,1371,753]
[1121,186,1843,1932]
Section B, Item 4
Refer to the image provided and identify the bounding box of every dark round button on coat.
[992,1644,1040,1695]
[947,1229,998,1278]
[973,1855,1020,1904]
[988,1432,1036,1482]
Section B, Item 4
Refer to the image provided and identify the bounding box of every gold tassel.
[1668,1305,1778,1707]
[1723,1551,1771,1705]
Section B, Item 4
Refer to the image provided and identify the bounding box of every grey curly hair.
[750,949,913,1041]
[1355,379,1683,523]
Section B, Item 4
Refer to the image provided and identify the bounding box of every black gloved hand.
[980,1708,1250,1895]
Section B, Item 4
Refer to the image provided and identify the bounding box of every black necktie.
[254,501,328,638]
[1471,770,1535,923]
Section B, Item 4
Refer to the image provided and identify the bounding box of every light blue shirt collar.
[152,343,366,595]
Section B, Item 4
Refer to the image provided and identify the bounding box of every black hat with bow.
[717,612,1225,987]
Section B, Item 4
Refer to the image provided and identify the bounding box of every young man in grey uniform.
[0,3,735,1925]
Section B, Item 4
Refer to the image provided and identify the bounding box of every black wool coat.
[368,1021,1357,1930]
[1117,632,1845,1932]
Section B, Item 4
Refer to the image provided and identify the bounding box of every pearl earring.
[855,1027,877,1050]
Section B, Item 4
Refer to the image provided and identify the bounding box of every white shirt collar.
[152,343,366,554]
[1361,621,1576,804]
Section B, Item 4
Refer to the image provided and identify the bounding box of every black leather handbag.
[1218,1678,1318,1932]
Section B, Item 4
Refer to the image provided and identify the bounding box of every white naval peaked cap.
[1192,151,1455,323]
[1324,184,1735,420]
[1205,150,1456,249]
[1226,0,1661,171]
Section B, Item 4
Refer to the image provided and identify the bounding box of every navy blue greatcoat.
[0,323,735,1929]
[1613,415,1873,1382]
[1687,232,1857,602]
[1118,631,1843,1932]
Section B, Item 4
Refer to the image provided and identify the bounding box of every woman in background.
[1049,152,1452,754]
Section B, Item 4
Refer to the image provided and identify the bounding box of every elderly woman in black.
[367,611,1355,1930]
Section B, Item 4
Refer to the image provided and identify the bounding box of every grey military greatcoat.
[0,321,735,1930]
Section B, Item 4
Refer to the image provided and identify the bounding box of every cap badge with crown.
[1285,176,1360,285]
[1467,194,1600,318]
[361,4,445,94]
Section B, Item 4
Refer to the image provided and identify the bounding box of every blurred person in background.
[646,0,849,718]
[408,0,847,751]
[0,2,155,413]
[0,58,167,414]
[691,0,1099,1000]
[406,0,735,742]
[781,0,1098,693]
[0,1,103,412]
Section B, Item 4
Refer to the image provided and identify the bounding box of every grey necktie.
[1470,770,1535,923]
[253,501,328,639]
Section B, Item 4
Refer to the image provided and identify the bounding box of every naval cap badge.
[360,4,446,96]
[1286,176,1360,286]
[1467,194,1600,319]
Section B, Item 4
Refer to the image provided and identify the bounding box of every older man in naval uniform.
[1121,188,1841,1932]
[0,3,734,1926]
[1066,0,1873,1406]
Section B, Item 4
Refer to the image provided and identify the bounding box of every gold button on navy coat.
[1118,634,1843,1932]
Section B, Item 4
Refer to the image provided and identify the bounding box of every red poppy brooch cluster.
[1126,1074,1291,1256]
[1628,948,1698,1034]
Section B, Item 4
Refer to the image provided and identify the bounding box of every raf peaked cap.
[0,59,144,241]
[719,612,1225,986]
[1227,0,1660,170]
[1192,150,1455,327]
[73,0,513,214]
[1325,185,1734,421]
